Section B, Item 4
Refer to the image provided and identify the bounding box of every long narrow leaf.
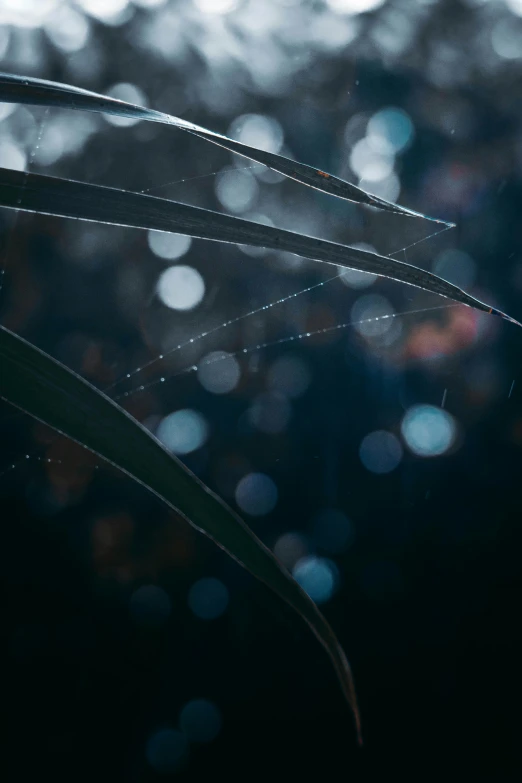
[0,322,361,741]
[0,166,518,324]
[0,70,451,224]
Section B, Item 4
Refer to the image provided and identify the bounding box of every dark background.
[1,1,522,780]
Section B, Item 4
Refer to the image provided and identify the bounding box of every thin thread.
[139,164,261,194]
[116,303,457,401]
[107,223,452,393]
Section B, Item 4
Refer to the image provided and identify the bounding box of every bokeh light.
[157,265,205,311]
[197,351,241,394]
[505,0,522,17]
[44,6,90,53]
[146,729,189,774]
[339,243,379,289]
[358,171,401,202]
[350,137,394,181]
[188,577,229,620]
[351,294,395,338]
[0,3,521,783]
[228,113,284,154]
[133,0,167,7]
[179,699,222,743]
[247,392,291,434]
[237,212,274,257]
[326,0,386,13]
[156,409,209,455]
[359,430,403,474]
[32,113,98,167]
[104,82,147,127]
[148,230,192,261]
[292,556,338,604]
[2,2,521,774]
[0,0,59,28]
[273,532,310,569]
[215,167,259,213]
[0,139,26,172]
[491,18,522,59]
[129,584,171,628]
[235,472,278,516]
[77,0,130,24]
[0,100,15,123]
[367,107,414,154]
[401,405,457,457]
[194,0,239,14]
[433,248,476,290]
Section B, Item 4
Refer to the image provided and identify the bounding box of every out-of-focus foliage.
[1,0,522,779]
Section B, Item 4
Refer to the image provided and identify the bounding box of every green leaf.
[0,322,362,743]
[0,70,451,224]
[0,166,517,323]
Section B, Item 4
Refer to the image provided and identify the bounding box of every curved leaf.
[0,165,518,324]
[0,322,362,741]
[0,70,451,224]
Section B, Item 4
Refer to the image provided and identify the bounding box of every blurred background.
[1,0,522,779]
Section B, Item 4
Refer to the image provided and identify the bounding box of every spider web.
[0,171,454,481]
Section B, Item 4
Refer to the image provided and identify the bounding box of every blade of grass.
[0,70,451,225]
[0,322,362,742]
[0,166,518,324]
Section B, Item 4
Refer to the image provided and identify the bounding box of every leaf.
[0,322,362,742]
[0,165,518,324]
[0,70,451,225]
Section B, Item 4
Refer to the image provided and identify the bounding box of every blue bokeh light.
[273,532,310,569]
[367,107,414,154]
[235,472,278,516]
[432,248,476,290]
[359,430,403,474]
[292,556,337,604]
[179,699,222,743]
[129,584,171,628]
[188,577,229,620]
[156,409,209,455]
[401,405,457,457]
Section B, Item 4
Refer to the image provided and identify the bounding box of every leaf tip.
[490,308,522,328]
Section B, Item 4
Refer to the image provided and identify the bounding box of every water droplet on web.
[84,199,454,406]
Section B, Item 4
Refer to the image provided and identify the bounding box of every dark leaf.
[0,70,451,224]
[0,165,518,323]
[0,322,362,742]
